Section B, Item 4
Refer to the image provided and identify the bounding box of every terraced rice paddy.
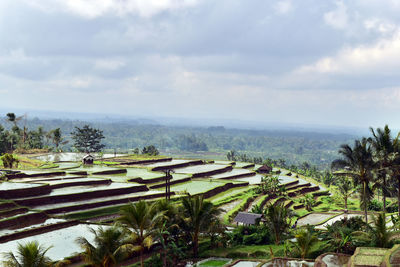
[161,180,226,195]
[0,224,102,261]
[236,174,265,184]
[34,152,125,162]
[316,214,367,229]
[142,159,198,169]
[0,182,43,190]
[211,168,255,179]
[175,164,229,175]
[296,212,338,227]
[0,218,66,236]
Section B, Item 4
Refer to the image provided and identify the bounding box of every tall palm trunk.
[383,175,387,213]
[193,231,199,258]
[398,175,400,217]
[364,181,368,224]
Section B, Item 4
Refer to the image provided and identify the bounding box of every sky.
[1,0,400,129]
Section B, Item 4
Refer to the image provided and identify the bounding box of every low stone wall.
[0,212,48,230]
[219,172,256,180]
[151,159,204,172]
[201,181,248,199]
[50,179,112,189]
[0,184,51,199]
[0,202,16,210]
[6,171,66,179]
[149,177,192,189]
[44,191,174,215]
[0,207,29,219]
[286,182,311,191]
[0,220,79,244]
[128,176,168,184]
[192,165,233,178]
[15,185,149,207]
[91,168,127,175]
[68,171,88,175]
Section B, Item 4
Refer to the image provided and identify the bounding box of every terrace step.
[43,191,173,215]
[0,220,79,243]
[0,212,48,230]
[0,207,29,219]
[14,184,149,208]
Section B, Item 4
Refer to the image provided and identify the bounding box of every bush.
[226,251,248,258]
[1,153,19,168]
[368,199,383,211]
[249,250,269,258]
[228,225,271,246]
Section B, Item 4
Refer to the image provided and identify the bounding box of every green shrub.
[249,250,269,258]
[1,153,19,168]
[226,251,248,258]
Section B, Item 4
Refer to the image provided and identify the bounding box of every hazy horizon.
[2,1,400,129]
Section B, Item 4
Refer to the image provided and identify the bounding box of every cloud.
[274,0,293,15]
[324,1,348,29]
[295,30,400,75]
[24,0,199,18]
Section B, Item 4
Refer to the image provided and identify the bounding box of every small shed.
[257,165,272,174]
[233,212,263,226]
[82,154,94,165]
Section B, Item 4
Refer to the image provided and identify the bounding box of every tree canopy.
[71,125,105,153]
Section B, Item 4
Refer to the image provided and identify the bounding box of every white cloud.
[94,59,125,71]
[24,0,199,18]
[295,30,400,75]
[324,1,348,29]
[364,18,396,34]
[274,0,293,15]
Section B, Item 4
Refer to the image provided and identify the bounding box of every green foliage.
[2,241,53,267]
[264,203,294,245]
[76,226,132,267]
[228,225,271,246]
[141,145,159,156]
[289,226,319,259]
[300,194,316,212]
[71,125,105,153]
[1,153,19,168]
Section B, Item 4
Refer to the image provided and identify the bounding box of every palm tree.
[76,226,131,267]
[181,195,222,258]
[2,241,53,267]
[336,176,354,210]
[300,193,315,212]
[118,200,162,267]
[291,227,319,259]
[369,125,397,212]
[371,213,391,248]
[332,138,375,223]
[264,203,294,245]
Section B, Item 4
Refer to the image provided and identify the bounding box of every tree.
[336,176,354,210]
[71,125,105,153]
[76,226,131,267]
[369,125,396,212]
[291,226,319,259]
[118,200,162,267]
[1,153,19,168]
[2,241,53,267]
[332,138,375,223]
[51,128,68,152]
[141,145,159,156]
[264,203,293,245]
[181,195,222,258]
[300,193,316,212]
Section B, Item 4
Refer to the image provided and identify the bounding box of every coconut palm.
[332,138,375,223]
[300,193,315,212]
[336,176,354,210]
[181,195,222,258]
[118,200,162,267]
[76,226,131,267]
[291,226,319,259]
[2,241,53,267]
[264,203,294,245]
[369,125,397,212]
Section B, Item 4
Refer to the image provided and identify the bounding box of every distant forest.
[0,116,356,169]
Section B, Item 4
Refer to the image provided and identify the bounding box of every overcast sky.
[1,0,400,129]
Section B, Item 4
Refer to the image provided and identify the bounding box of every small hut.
[82,154,94,165]
[257,165,272,174]
[233,212,263,226]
